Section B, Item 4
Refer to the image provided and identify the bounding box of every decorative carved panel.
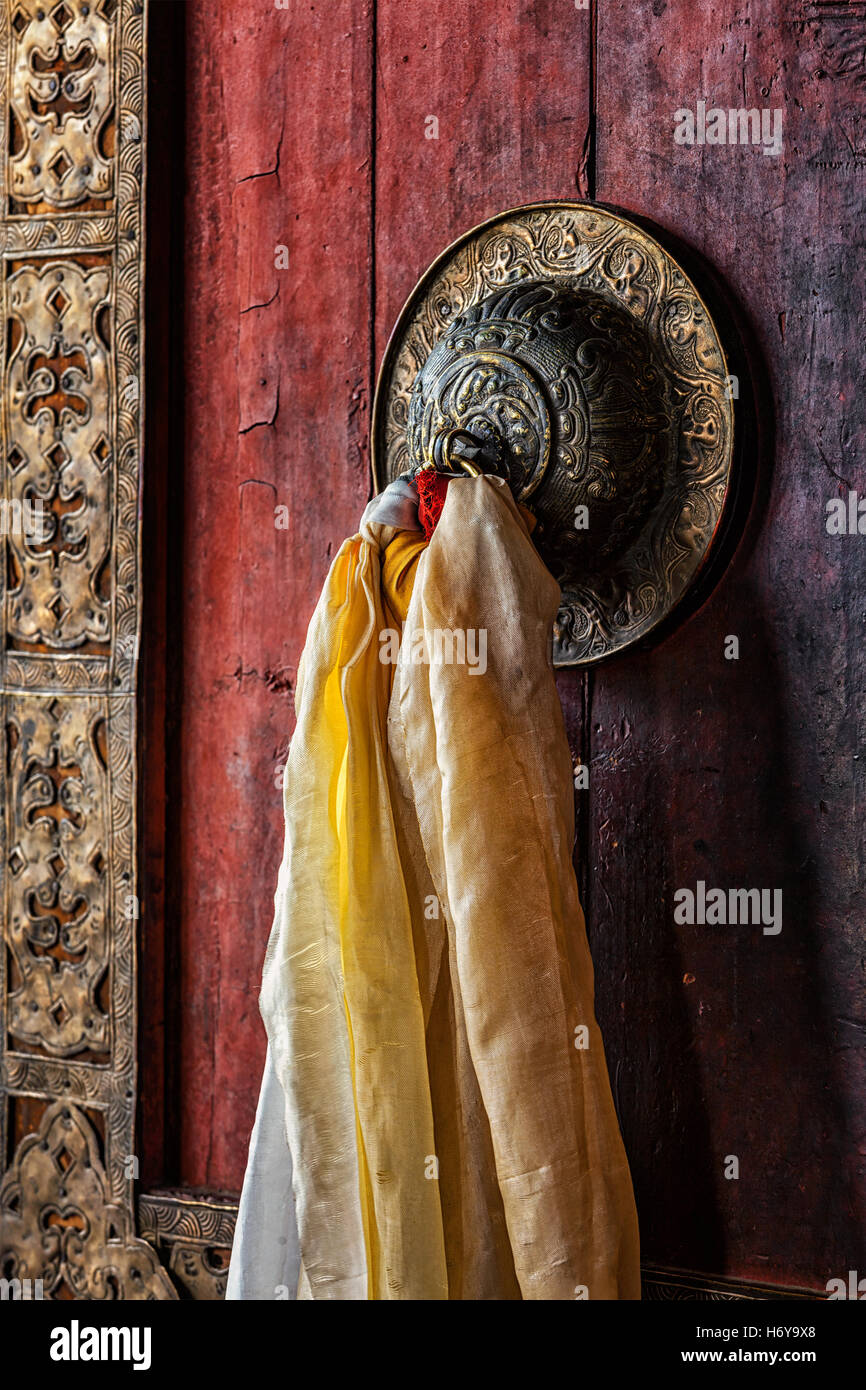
[0,0,167,1299]
[641,1263,822,1302]
[7,258,113,649]
[1,1099,174,1298]
[139,1192,238,1301]
[5,691,112,1056]
[8,0,116,212]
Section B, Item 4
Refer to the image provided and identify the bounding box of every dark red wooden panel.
[374,0,596,909]
[374,0,595,360]
[591,0,866,1288]
[167,0,592,1194]
[174,0,374,1189]
[157,2,864,1293]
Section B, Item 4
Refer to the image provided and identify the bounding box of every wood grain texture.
[167,0,592,1193]
[374,0,594,359]
[591,0,866,1289]
[374,0,595,892]
[156,0,864,1298]
[175,0,374,1187]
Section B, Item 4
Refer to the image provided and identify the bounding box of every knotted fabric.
[227,476,640,1300]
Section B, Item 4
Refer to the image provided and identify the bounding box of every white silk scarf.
[227,476,640,1300]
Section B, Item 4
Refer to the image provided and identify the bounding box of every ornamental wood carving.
[138,1192,237,1301]
[7,258,114,648]
[0,0,170,1300]
[9,0,116,211]
[1,1100,175,1298]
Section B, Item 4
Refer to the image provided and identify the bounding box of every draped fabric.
[227,476,640,1300]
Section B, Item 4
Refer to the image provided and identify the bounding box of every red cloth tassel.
[416,469,451,541]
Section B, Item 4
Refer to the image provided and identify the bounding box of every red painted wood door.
[142,0,865,1295]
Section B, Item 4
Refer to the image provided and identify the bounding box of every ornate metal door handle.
[373,202,735,666]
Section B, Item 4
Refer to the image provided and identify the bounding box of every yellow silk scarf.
[259,476,640,1300]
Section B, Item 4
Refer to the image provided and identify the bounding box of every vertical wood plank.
[374,0,596,905]
[374,0,595,359]
[177,0,374,1188]
[592,0,865,1287]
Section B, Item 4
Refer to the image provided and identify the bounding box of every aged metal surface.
[6,258,114,650]
[138,1190,236,1300]
[0,0,169,1298]
[1,1100,174,1298]
[640,1264,821,1302]
[9,1,115,211]
[374,204,734,666]
[6,691,115,1057]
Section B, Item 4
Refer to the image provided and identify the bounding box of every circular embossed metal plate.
[372,201,735,666]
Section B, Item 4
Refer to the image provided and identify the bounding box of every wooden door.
[3,0,862,1301]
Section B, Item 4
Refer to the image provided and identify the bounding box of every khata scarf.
[228,475,640,1300]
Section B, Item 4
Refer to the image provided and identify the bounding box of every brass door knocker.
[373,202,735,666]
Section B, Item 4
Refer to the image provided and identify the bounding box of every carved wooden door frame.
[0,0,176,1299]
